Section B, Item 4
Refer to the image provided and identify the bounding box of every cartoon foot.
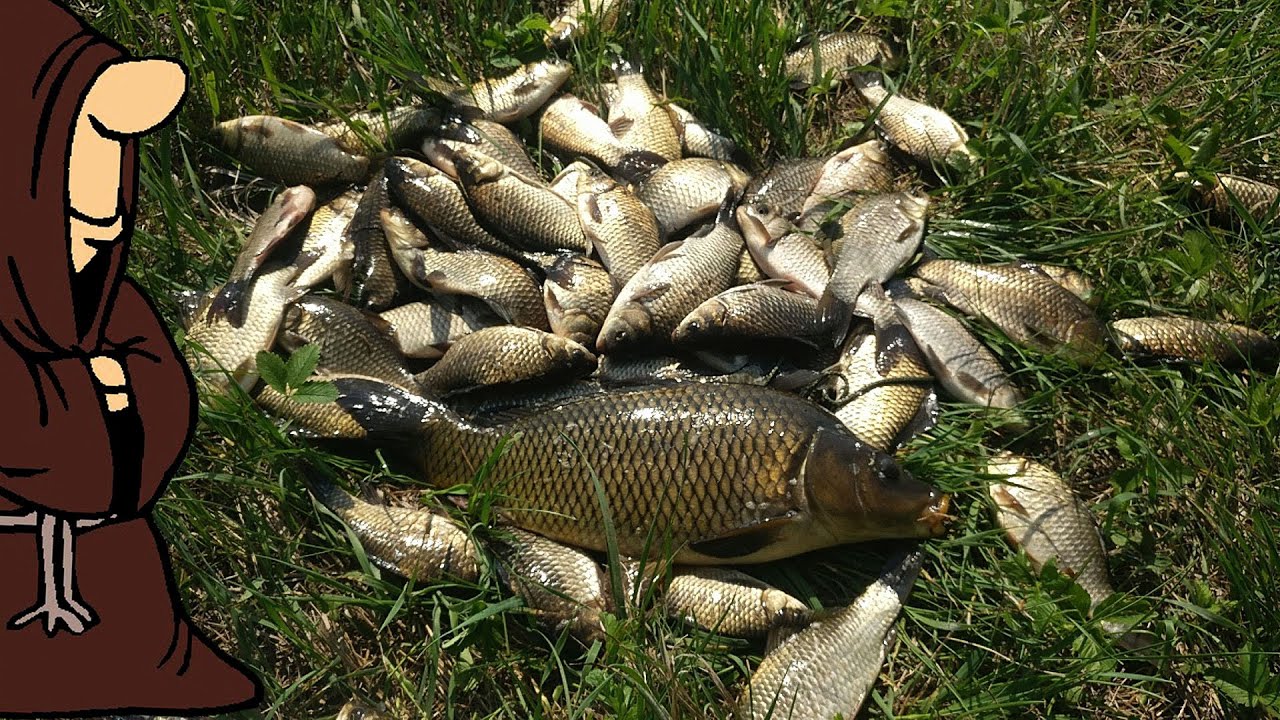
[8,597,96,636]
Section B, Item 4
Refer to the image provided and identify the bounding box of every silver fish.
[378,299,496,360]
[544,254,616,348]
[607,57,681,161]
[381,206,549,329]
[785,32,898,88]
[432,58,573,123]
[636,158,751,238]
[453,146,591,254]
[212,115,371,185]
[598,205,745,352]
[855,74,973,164]
[668,102,739,162]
[739,204,831,298]
[741,550,923,720]
[912,259,1106,365]
[185,264,305,392]
[891,291,1023,409]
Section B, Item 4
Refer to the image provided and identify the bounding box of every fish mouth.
[917,493,951,536]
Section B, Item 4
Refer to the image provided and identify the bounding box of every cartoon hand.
[90,355,129,411]
[69,58,187,273]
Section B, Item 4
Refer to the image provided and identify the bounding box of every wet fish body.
[415,326,596,395]
[453,146,591,254]
[546,0,626,46]
[334,379,948,564]
[316,105,440,154]
[381,206,549,329]
[576,171,662,286]
[209,185,317,326]
[785,32,898,88]
[987,455,1113,606]
[664,567,809,638]
[185,265,305,391]
[739,204,831,298]
[1110,316,1277,367]
[743,157,826,220]
[1016,261,1098,308]
[378,299,496,360]
[431,114,544,182]
[308,476,480,582]
[293,189,360,289]
[608,57,682,161]
[544,254,617,348]
[493,527,612,641]
[674,282,831,346]
[891,292,1023,408]
[855,75,972,164]
[1187,172,1280,224]
[385,156,534,263]
[823,192,929,320]
[437,59,573,123]
[636,158,751,238]
[541,94,635,168]
[213,115,371,185]
[669,102,739,162]
[816,325,937,451]
[280,294,417,390]
[801,139,895,215]
[344,167,402,310]
[912,259,1106,364]
[598,216,745,352]
[741,550,922,720]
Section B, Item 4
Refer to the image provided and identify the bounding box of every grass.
[62,0,1280,717]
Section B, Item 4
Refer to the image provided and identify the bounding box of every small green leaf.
[255,350,289,391]
[290,380,339,404]
[285,344,322,387]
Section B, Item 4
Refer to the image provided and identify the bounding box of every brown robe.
[0,1,261,714]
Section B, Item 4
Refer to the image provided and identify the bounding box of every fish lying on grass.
[854,73,973,164]
[1110,316,1277,367]
[306,378,950,565]
[987,454,1143,645]
[785,31,899,88]
[213,115,371,185]
[740,549,923,720]
[912,259,1106,365]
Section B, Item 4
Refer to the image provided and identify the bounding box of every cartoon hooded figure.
[0,1,261,714]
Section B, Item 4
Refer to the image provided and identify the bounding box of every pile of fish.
[178,8,1279,718]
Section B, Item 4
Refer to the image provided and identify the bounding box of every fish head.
[451,146,504,187]
[542,333,598,371]
[378,206,430,250]
[597,304,652,353]
[211,117,252,153]
[896,191,931,221]
[738,202,792,246]
[804,428,949,540]
[672,300,728,344]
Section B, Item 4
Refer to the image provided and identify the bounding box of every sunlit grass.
[80,0,1280,717]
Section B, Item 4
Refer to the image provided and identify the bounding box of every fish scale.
[213,115,370,185]
[912,259,1106,365]
[1110,316,1277,366]
[636,158,751,238]
[383,382,947,564]
[785,32,898,88]
[453,146,591,254]
[598,219,745,352]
